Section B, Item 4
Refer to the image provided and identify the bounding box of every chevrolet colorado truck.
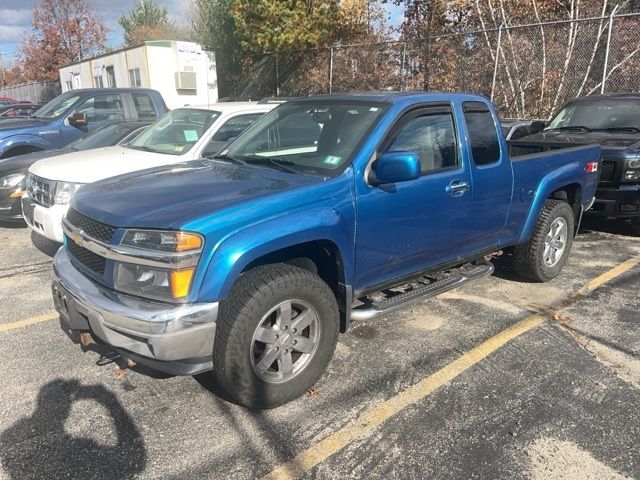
[51,93,600,409]
[510,94,640,233]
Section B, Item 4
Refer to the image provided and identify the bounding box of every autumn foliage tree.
[20,0,107,82]
[119,0,177,46]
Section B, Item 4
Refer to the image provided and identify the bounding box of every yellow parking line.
[0,312,58,333]
[262,255,640,480]
[580,255,640,294]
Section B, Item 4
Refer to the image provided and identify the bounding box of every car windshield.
[547,99,640,131]
[128,108,220,155]
[31,93,80,119]
[67,123,144,151]
[221,101,388,176]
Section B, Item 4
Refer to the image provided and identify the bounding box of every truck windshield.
[128,108,220,155]
[31,93,80,119]
[221,101,388,176]
[547,99,640,131]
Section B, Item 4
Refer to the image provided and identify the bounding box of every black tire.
[212,264,339,409]
[630,217,640,237]
[513,199,575,282]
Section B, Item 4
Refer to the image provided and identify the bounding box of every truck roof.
[570,93,640,102]
[298,91,491,104]
[60,88,161,96]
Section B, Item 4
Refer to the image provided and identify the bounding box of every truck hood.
[0,117,51,136]
[522,130,640,152]
[29,146,183,183]
[72,160,324,229]
[0,148,67,177]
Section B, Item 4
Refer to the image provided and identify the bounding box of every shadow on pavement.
[30,230,62,257]
[0,379,146,480]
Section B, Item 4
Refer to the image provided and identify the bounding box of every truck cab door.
[354,104,473,290]
[462,101,512,250]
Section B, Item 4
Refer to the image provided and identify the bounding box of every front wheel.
[212,264,339,409]
[512,199,575,282]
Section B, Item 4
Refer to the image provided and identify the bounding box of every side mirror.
[530,120,547,133]
[68,112,88,127]
[370,151,421,185]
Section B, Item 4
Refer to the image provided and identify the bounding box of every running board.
[350,262,494,321]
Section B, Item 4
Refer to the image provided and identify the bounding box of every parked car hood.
[0,148,67,176]
[72,160,324,229]
[0,117,51,135]
[28,146,183,183]
[522,130,640,152]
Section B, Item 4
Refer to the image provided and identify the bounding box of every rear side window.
[132,93,157,119]
[463,102,501,165]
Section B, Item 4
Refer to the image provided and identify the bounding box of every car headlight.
[114,230,203,301]
[1,173,25,188]
[54,182,84,205]
[626,158,640,169]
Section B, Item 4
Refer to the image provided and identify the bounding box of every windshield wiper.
[547,125,592,132]
[207,153,248,165]
[593,127,640,133]
[242,156,299,174]
[130,145,158,153]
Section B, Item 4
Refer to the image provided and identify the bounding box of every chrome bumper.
[52,248,218,373]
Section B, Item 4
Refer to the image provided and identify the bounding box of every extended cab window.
[463,102,501,165]
[132,93,157,119]
[76,94,125,123]
[387,109,457,173]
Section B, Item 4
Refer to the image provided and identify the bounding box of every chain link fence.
[223,13,639,119]
[0,81,61,105]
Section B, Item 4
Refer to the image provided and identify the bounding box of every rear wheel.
[212,264,339,409]
[513,199,575,282]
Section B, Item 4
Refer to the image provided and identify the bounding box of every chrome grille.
[599,159,617,183]
[66,208,117,243]
[66,237,106,275]
[26,173,54,207]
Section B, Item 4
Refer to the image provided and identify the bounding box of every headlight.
[1,173,25,188]
[54,182,84,205]
[626,158,640,169]
[115,229,203,301]
[625,170,640,181]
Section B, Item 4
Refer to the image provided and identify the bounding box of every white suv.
[23,102,276,242]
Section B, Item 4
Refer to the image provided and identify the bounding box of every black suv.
[510,94,640,234]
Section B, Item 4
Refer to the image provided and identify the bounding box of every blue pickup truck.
[52,93,600,408]
[0,88,167,159]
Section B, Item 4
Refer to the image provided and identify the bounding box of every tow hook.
[114,358,136,379]
[79,332,95,352]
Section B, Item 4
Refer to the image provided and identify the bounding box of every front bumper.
[0,188,24,222]
[587,185,640,219]
[52,247,218,375]
[22,196,67,242]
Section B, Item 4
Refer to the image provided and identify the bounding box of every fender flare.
[517,162,585,244]
[194,207,353,302]
[0,134,55,157]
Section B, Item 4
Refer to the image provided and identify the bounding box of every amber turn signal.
[169,268,195,298]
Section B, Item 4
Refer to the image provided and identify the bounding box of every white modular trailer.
[59,41,218,108]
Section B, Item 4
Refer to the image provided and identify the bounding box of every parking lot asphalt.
[0,219,639,480]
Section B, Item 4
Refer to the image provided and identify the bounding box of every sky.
[0,0,403,66]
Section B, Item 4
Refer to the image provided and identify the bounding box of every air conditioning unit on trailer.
[175,71,197,90]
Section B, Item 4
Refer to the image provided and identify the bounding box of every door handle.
[446,180,470,196]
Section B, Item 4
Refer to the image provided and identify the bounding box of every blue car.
[0,88,167,159]
[52,93,600,408]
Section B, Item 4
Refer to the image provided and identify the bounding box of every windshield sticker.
[184,130,199,142]
[370,107,379,112]
[323,155,342,166]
